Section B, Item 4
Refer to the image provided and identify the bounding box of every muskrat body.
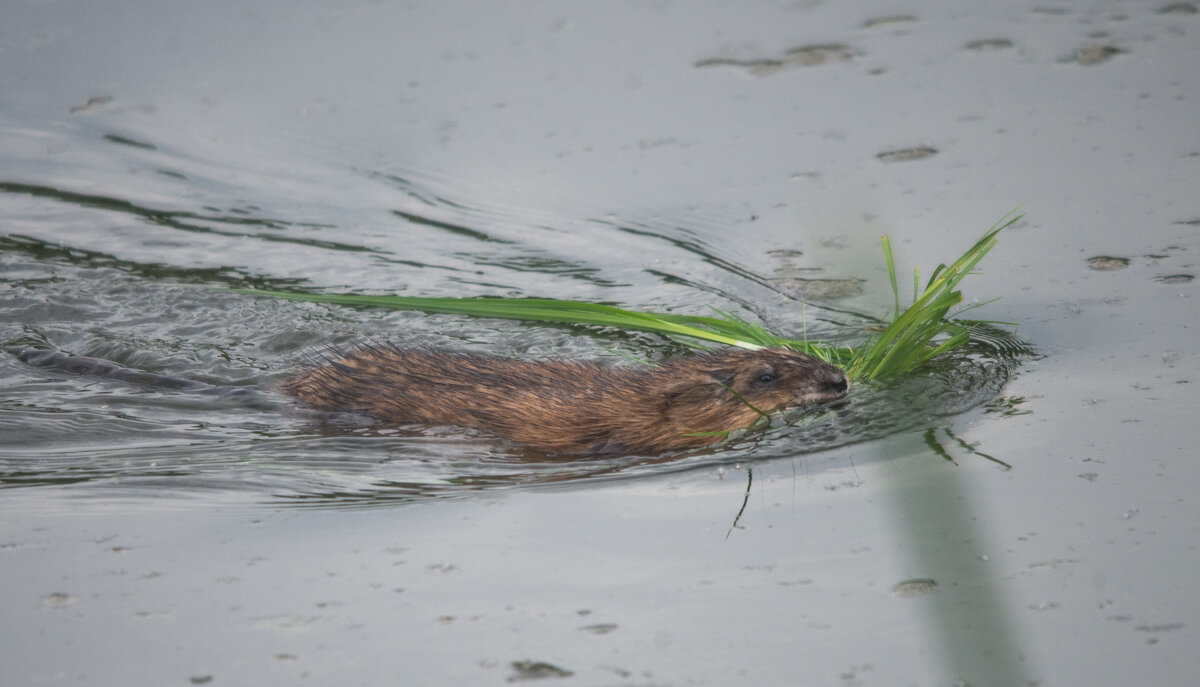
[283,346,849,455]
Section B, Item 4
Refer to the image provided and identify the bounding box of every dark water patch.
[385,205,642,289]
[13,347,274,404]
[102,133,157,150]
[467,254,629,287]
[1155,274,1193,284]
[393,209,517,244]
[0,182,373,253]
[863,16,917,29]
[0,234,305,290]
[368,170,475,212]
[696,43,856,76]
[877,147,938,163]
[964,38,1014,52]
[596,218,801,304]
[1159,3,1197,14]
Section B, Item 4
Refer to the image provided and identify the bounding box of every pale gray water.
[2,1,1198,685]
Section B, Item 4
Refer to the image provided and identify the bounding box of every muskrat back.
[283,346,848,455]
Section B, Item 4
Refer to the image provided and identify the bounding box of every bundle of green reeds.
[237,211,1022,381]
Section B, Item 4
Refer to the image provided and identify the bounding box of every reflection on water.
[1,124,1033,509]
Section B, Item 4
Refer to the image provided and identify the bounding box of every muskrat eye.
[757,373,776,384]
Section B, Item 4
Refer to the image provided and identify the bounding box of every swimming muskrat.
[283,346,849,454]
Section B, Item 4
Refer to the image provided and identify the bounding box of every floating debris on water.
[1088,256,1130,270]
[509,660,574,681]
[69,95,113,113]
[697,43,856,76]
[1066,45,1125,65]
[877,146,938,162]
[1155,274,1193,284]
[892,578,939,597]
[862,15,917,28]
[964,38,1014,51]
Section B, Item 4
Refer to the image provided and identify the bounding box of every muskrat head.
[661,348,849,428]
[713,348,848,411]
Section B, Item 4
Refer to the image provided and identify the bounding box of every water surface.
[3,1,1198,685]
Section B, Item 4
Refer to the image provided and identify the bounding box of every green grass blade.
[848,209,1022,380]
[231,289,859,360]
[881,235,900,320]
[233,209,1021,384]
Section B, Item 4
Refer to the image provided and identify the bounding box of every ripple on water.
[1,122,1034,509]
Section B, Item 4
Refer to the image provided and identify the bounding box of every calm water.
[3,1,1198,685]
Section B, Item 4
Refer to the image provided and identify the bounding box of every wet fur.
[283,346,849,455]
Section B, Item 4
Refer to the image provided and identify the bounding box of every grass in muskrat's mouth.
[846,209,1022,380]
[234,210,1023,382]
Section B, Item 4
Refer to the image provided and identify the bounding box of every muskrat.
[283,346,849,455]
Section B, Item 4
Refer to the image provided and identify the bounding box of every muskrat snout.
[797,365,849,404]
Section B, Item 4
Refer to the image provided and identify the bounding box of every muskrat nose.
[818,367,849,397]
[828,375,849,394]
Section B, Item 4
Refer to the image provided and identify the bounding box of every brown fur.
[282,346,849,455]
